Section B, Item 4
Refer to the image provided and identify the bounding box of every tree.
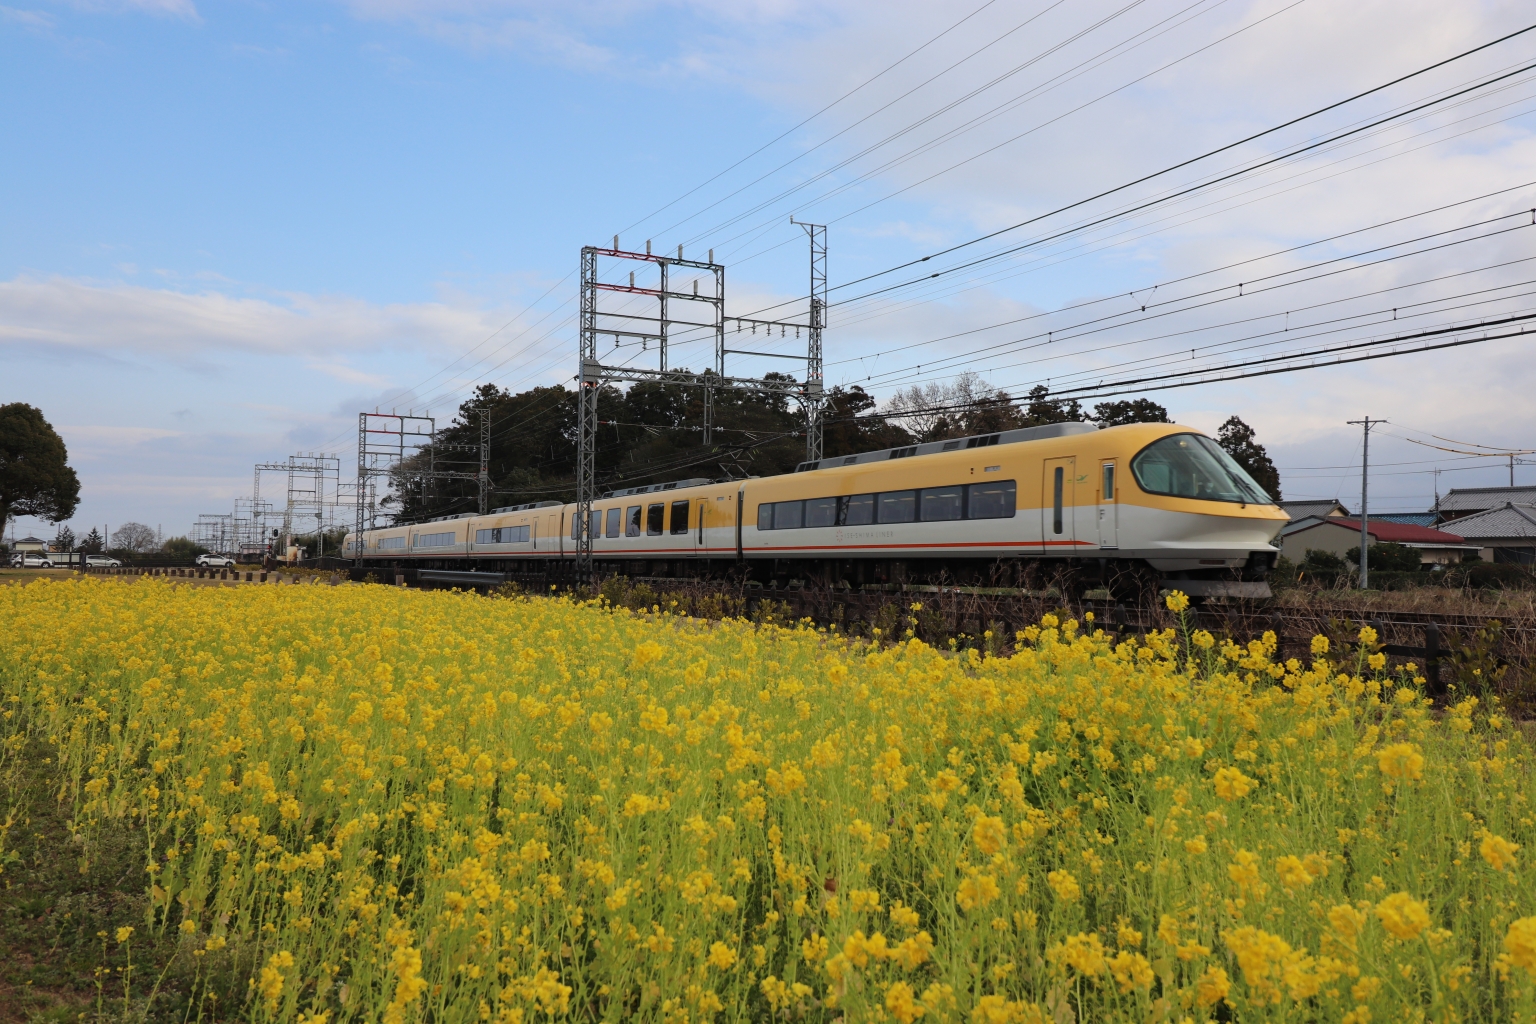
[0,403,81,532]
[1019,385,1085,427]
[111,522,156,553]
[161,536,207,559]
[1301,548,1346,572]
[80,527,104,554]
[1215,415,1281,501]
[53,524,76,551]
[1092,399,1171,427]
[1345,541,1421,572]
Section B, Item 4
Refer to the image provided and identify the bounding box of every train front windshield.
[1131,433,1271,505]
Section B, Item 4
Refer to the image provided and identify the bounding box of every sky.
[4,0,1536,545]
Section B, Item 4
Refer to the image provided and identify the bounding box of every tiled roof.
[1279,499,1350,520]
[1433,486,1536,512]
[1287,517,1469,545]
[1438,503,1536,540]
[1329,518,1468,545]
[1369,513,1438,527]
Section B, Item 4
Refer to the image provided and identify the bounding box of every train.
[344,421,1289,598]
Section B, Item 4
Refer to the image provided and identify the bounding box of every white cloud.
[54,0,199,20]
[0,274,543,363]
[1,5,55,28]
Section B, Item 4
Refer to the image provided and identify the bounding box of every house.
[1278,517,1477,566]
[1436,502,1536,565]
[12,536,47,553]
[1279,499,1350,521]
[1368,512,1439,527]
[1433,486,1536,523]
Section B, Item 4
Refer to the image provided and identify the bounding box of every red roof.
[1331,518,1467,544]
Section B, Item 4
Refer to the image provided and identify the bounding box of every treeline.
[388,372,1280,523]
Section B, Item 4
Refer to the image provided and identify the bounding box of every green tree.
[1215,415,1281,501]
[1092,399,1171,426]
[1019,385,1085,427]
[1345,541,1421,572]
[161,536,208,560]
[79,527,104,554]
[0,403,81,532]
[1301,548,1347,572]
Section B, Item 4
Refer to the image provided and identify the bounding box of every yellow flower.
[1046,932,1107,977]
[706,942,738,970]
[957,873,1001,912]
[1192,629,1215,650]
[1375,892,1431,940]
[116,926,134,943]
[1227,849,1262,892]
[1046,869,1080,903]
[1275,855,1314,890]
[1376,743,1424,782]
[1503,916,1536,972]
[971,815,1007,856]
[1108,950,1154,993]
[1328,904,1367,946]
[1367,652,1386,671]
[1311,634,1329,656]
[1194,966,1230,1007]
[884,981,925,1024]
[1480,832,1519,872]
[1165,591,1190,613]
[1358,625,1378,646]
[1213,766,1256,800]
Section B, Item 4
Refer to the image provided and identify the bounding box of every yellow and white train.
[344,421,1288,597]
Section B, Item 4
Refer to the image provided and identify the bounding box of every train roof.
[489,501,562,513]
[603,478,713,498]
[794,420,1098,473]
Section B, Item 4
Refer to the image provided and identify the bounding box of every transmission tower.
[352,409,490,557]
[575,229,827,580]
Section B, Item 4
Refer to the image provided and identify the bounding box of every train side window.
[571,514,580,540]
[967,480,1016,519]
[588,510,600,539]
[670,500,690,535]
[920,485,964,521]
[805,496,837,528]
[1102,464,1115,501]
[626,505,642,537]
[842,493,874,526]
[757,503,773,531]
[606,508,621,538]
[878,490,916,524]
[774,500,804,530]
[647,503,665,536]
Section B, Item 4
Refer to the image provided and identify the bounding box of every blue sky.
[5,0,1536,544]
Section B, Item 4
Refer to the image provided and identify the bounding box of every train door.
[695,497,709,556]
[1043,457,1076,549]
[1098,460,1119,549]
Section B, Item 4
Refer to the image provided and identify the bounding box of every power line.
[820,22,1536,302]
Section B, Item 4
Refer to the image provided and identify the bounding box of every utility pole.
[1347,417,1387,589]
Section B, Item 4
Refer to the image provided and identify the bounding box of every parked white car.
[196,553,237,568]
[86,555,123,567]
[18,553,55,568]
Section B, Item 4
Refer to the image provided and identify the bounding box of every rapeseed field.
[1,576,1533,1023]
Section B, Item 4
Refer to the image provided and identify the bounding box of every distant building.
[1433,486,1536,523]
[1279,499,1350,521]
[1279,517,1477,566]
[13,536,47,553]
[1368,512,1439,527]
[1437,502,1536,565]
